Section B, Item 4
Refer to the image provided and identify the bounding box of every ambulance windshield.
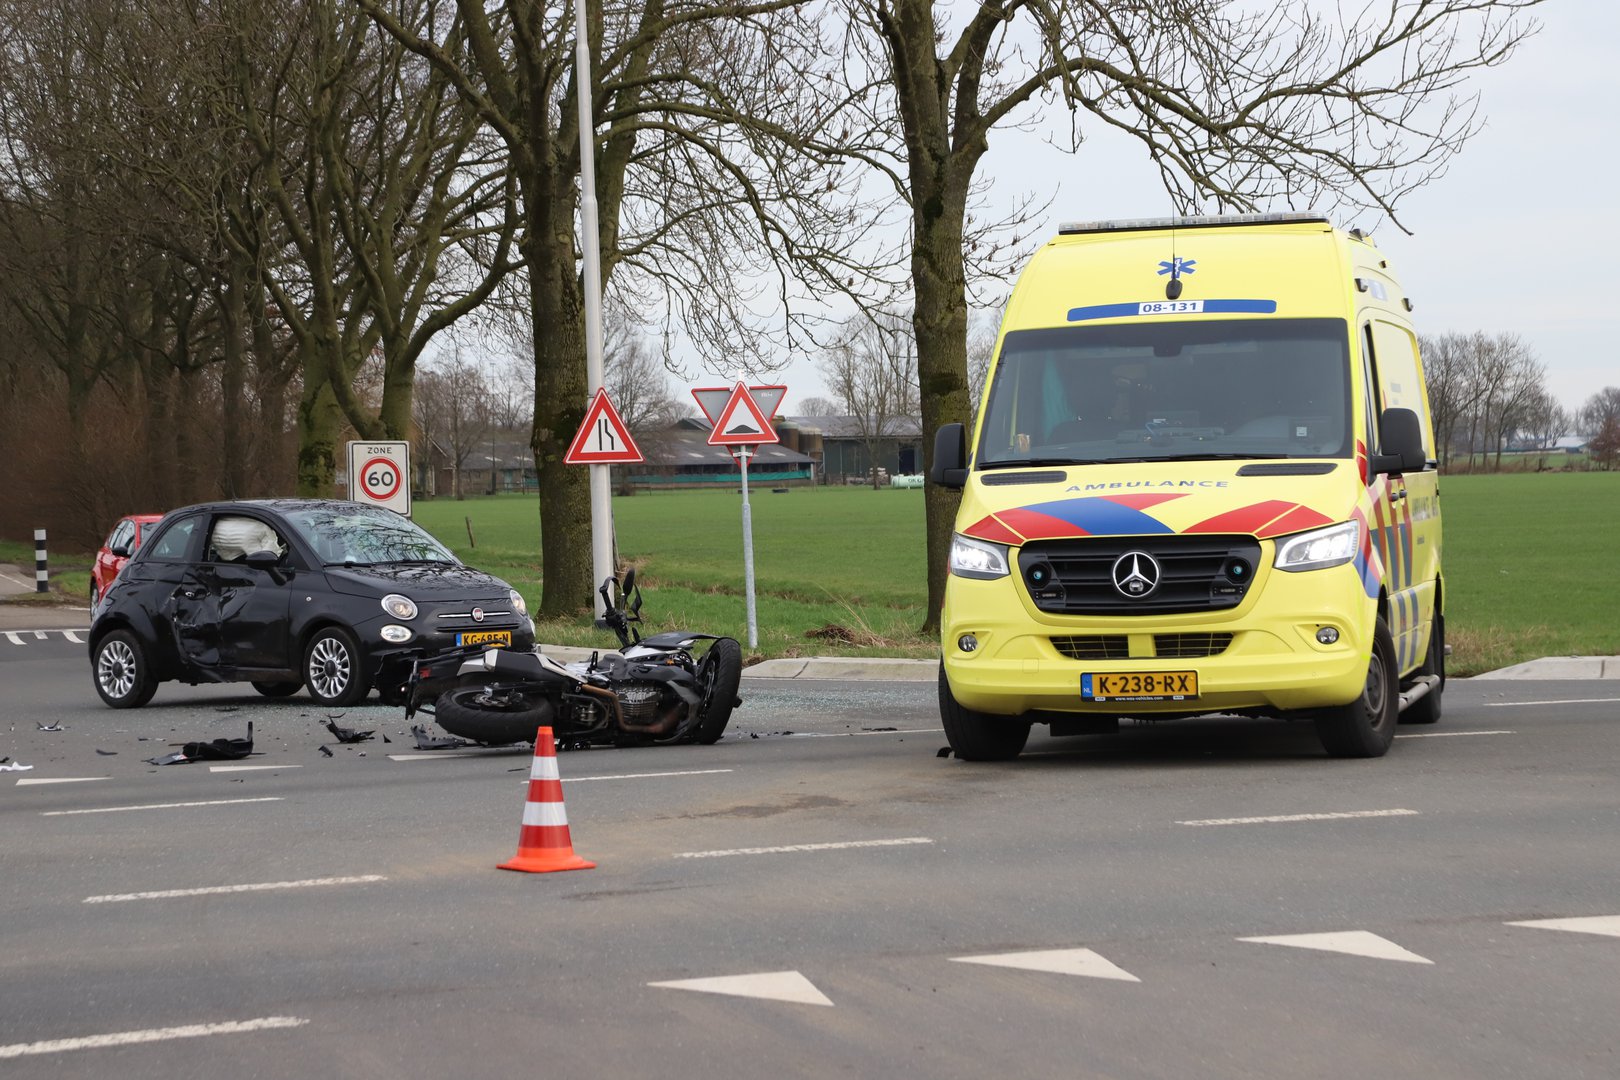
[976,318,1351,467]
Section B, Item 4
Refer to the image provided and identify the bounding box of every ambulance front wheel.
[1399,611,1444,726]
[1314,617,1399,758]
[939,664,1031,761]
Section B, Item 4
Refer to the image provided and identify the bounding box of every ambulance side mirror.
[1373,407,1426,475]
[930,423,968,489]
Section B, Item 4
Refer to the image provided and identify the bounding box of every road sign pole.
[574,0,613,618]
[739,446,758,649]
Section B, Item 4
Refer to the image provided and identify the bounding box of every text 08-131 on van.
[930,212,1442,761]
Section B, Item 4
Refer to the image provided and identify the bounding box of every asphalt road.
[2,636,1618,1079]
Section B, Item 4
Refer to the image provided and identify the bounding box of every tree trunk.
[219,254,249,499]
[296,356,342,497]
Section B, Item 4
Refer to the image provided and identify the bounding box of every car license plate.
[457,630,511,648]
[1081,671,1197,702]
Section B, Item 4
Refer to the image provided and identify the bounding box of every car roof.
[159,498,374,518]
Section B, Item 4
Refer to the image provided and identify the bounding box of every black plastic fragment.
[324,719,375,744]
[411,724,470,751]
[936,746,953,758]
[318,745,334,757]
[182,721,254,761]
[95,749,117,756]
[146,751,189,766]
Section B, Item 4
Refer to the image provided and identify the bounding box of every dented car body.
[88,499,535,708]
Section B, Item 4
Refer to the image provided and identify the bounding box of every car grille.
[1018,535,1260,615]
[1050,635,1129,660]
[1153,632,1233,658]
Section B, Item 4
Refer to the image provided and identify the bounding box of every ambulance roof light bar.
[1057,211,1330,235]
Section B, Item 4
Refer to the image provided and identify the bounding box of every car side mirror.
[929,423,968,488]
[245,549,282,570]
[1372,407,1426,475]
[110,543,132,558]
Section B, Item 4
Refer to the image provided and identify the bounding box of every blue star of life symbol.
[1157,257,1196,277]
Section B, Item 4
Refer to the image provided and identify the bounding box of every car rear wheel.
[1315,617,1399,758]
[303,627,370,708]
[251,681,303,699]
[93,630,157,709]
[938,663,1030,761]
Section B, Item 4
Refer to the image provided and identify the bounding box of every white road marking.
[648,970,833,1006]
[41,797,283,816]
[1506,915,1620,938]
[675,837,933,859]
[388,752,502,762]
[84,875,387,904]
[3,632,23,646]
[951,948,1141,982]
[32,630,47,639]
[782,727,943,738]
[0,569,34,589]
[0,1016,308,1059]
[1484,697,1620,708]
[564,769,733,783]
[15,777,107,786]
[63,630,84,643]
[208,764,301,773]
[1239,930,1433,964]
[1395,730,1515,738]
[1178,809,1418,827]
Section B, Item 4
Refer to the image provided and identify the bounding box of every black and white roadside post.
[700,382,781,650]
[34,529,47,592]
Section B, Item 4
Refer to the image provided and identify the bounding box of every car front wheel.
[303,627,370,708]
[93,630,157,709]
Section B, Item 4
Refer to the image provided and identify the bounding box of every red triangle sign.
[565,388,644,464]
[707,382,779,446]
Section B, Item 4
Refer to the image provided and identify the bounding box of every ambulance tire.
[1314,618,1399,758]
[1400,612,1444,725]
[938,664,1030,761]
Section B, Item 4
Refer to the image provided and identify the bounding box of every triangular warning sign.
[692,384,786,427]
[707,382,778,447]
[564,387,644,464]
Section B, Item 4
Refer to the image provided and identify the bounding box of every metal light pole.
[574,0,614,618]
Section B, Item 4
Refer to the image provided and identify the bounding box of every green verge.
[5,473,1615,671]
[0,539,92,605]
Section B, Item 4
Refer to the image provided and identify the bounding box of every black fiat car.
[88,499,535,708]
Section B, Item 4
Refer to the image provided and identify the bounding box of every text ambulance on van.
[930,213,1442,762]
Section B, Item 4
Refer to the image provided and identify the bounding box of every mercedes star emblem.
[1111,551,1161,598]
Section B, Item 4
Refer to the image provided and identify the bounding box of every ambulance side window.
[1369,320,1433,459]
[1361,323,1382,452]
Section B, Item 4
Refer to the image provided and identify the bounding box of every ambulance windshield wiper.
[1140,453,1292,462]
[978,457,1107,469]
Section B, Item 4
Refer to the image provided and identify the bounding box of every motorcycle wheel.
[434,686,553,746]
[691,638,742,745]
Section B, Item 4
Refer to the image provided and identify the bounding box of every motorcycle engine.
[614,682,664,723]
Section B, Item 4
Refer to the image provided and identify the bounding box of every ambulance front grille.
[1154,633,1234,658]
[1050,635,1130,660]
[1018,535,1261,616]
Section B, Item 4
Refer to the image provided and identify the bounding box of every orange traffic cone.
[498,726,596,874]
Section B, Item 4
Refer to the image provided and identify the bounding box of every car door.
[173,513,295,672]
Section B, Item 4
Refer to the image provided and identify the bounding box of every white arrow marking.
[951,948,1140,982]
[648,970,832,1006]
[1238,931,1433,964]
[1506,915,1620,938]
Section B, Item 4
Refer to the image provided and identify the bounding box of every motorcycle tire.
[433,686,554,746]
[691,638,742,745]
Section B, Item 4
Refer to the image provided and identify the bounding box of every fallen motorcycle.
[404,570,742,747]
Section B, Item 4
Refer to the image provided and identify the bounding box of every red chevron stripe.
[1256,504,1335,539]
[1185,499,1297,535]
[962,514,1025,545]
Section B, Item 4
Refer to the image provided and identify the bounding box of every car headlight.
[949,533,1011,580]
[381,593,418,620]
[509,589,528,617]
[1274,521,1361,572]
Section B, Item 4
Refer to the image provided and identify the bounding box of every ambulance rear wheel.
[939,664,1030,761]
[1315,617,1398,758]
[1400,611,1444,725]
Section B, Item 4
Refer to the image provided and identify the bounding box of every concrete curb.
[1469,656,1620,680]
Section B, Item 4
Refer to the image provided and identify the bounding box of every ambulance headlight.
[949,533,1011,580]
[1274,521,1361,572]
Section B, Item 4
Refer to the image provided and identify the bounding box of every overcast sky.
[782,0,1613,418]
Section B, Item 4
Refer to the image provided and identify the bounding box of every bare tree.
[825,309,919,488]
[1520,390,1568,471]
[838,0,1545,629]
[413,352,493,498]
[1579,387,1620,435]
[795,395,841,417]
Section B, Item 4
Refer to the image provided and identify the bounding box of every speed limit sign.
[346,441,412,516]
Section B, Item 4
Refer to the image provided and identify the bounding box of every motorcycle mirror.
[630,587,643,619]
[622,567,636,596]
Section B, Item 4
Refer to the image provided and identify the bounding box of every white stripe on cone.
[521,802,570,829]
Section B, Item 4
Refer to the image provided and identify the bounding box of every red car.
[93,514,164,603]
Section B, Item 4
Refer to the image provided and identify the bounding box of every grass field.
[6,472,1617,674]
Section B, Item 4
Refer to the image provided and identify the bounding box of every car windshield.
[284,505,459,566]
[976,318,1352,467]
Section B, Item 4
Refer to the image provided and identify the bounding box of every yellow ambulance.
[930,213,1442,760]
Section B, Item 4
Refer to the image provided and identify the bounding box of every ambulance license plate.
[457,630,511,648]
[1081,671,1197,702]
